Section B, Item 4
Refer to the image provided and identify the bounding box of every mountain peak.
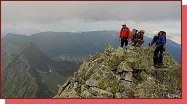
[8,42,50,72]
[54,45,181,98]
[18,42,45,58]
[21,42,39,52]
[2,41,80,98]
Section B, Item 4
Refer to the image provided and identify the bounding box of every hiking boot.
[154,64,159,68]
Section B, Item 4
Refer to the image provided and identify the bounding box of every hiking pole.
[148,43,151,48]
[118,37,121,46]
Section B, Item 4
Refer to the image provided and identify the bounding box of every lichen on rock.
[54,44,181,98]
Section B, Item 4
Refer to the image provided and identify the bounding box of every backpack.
[153,36,161,45]
[133,30,138,37]
[133,30,143,40]
[158,31,166,43]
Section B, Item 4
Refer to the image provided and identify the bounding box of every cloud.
[1,1,181,39]
[2,1,181,24]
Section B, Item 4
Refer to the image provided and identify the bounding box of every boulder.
[117,61,133,73]
[89,87,113,98]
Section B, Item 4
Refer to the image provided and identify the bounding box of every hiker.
[119,24,130,48]
[150,31,166,67]
[129,29,138,45]
[132,29,145,46]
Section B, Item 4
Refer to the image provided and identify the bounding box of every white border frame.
[0,99,5,104]
[183,0,187,5]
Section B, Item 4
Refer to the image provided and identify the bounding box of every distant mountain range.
[2,43,79,98]
[2,31,181,64]
[1,31,181,98]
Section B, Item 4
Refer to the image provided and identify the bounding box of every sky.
[1,1,181,44]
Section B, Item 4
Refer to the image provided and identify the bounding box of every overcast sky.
[2,1,181,43]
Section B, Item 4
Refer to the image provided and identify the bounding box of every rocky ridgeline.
[54,45,181,98]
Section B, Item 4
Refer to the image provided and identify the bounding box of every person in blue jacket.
[150,31,166,67]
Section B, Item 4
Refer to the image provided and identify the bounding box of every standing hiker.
[150,31,166,67]
[119,24,130,48]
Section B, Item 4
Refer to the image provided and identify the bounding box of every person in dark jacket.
[132,29,145,46]
[150,31,166,67]
[130,29,138,45]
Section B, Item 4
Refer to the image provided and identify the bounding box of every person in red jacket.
[119,24,130,48]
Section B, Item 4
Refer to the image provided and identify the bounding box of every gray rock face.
[54,45,181,98]
[117,61,133,73]
[86,77,98,87]
[124,72,133,82]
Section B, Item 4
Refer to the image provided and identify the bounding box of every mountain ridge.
[2,43,79,98]
[2,31,181,63]
[54,45,181,98]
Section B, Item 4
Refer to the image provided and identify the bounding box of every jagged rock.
[104,44,115,54]
[81,84,87,92]
[85,77,98,87]
[116,75,121,80]
[89,87,113,98]
[121,92,128,98]
[54,45,181,98]
[56,88,80,98]
[106,87,112,92]
[117,61,133,73]
[114,93,122,98]
[80,90,96,98]
[57,77,72,95]
[119,80,133,92]
[120,72,133,82]
[126,45,135,50]
[92,58,104,64]
[113,47,124,57]
[90,53,102,61]
[125,72,133,82]
[73,82,79,89]
[120,72,126,80]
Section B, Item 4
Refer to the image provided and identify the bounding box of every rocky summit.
[54,45,181,98]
